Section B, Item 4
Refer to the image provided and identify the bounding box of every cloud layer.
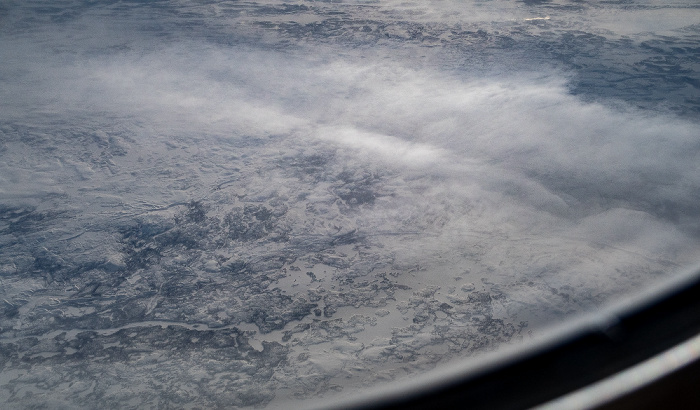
[2,1,700,408]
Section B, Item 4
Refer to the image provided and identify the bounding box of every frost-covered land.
[1,1,700,408]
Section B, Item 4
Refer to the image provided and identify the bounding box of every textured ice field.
[1,1,700,408]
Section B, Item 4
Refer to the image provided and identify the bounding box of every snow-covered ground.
[1,1,700,408]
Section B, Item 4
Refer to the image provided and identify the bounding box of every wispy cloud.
[2,4,700,405]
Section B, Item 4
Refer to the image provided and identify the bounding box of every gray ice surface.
[1,0,700,408]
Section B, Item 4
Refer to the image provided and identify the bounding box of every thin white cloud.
[316,126,446,167]
[2,7,700,405]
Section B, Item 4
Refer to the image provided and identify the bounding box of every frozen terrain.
[1,0,700,408]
